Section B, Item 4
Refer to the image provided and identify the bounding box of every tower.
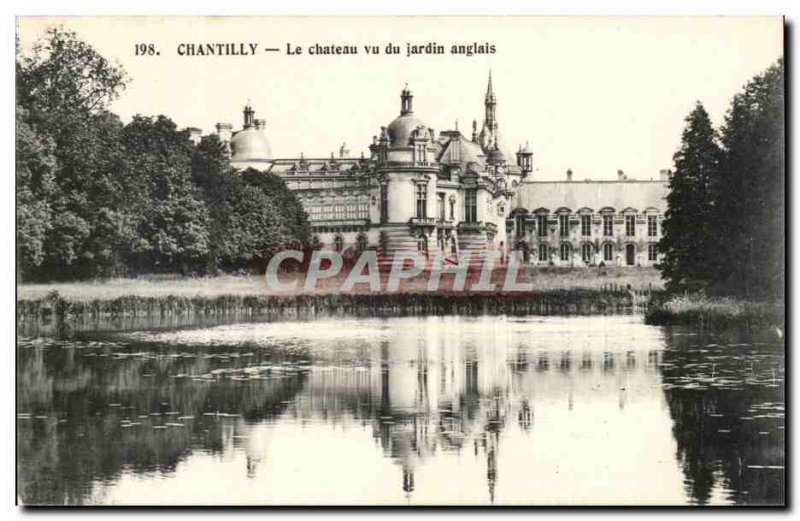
[484,71,497,129]
[479,72,501,154]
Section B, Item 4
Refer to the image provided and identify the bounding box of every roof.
[267,157,368,176]
[230,127,272,161]
[437,132,486,167]
[512,180,668,214]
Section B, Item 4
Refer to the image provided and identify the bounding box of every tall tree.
[17,26,130,279]
[120,115,210,273]
[659,102,721,293]
[712,60,784,300]
[16,105,56,279]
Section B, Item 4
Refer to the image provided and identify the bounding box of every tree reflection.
[660,326,785,505]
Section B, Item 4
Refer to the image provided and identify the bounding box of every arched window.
[355,233,368,252]
[538,243,549,262]
[625,244,636,266]
[581,243,593,263]
[560,243,571,262]
[333,235,344,253]
[603,242,614,262]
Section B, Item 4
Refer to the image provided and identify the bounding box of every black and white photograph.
[12,13,785,507]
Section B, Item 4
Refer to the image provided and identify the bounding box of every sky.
[17,16,783,181]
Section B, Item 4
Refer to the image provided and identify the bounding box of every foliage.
[659,60,784,301]
[712,60,785,300]
[16,26,310,281]
[658,102,721,293]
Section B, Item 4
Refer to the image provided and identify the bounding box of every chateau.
[187,75,669,267]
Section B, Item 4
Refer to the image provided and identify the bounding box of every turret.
[516,142,533,177]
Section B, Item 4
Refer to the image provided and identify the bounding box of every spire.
[484,71,496,127]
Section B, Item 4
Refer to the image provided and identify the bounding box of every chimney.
[215,122,233,142]
[243,103,255,129]
[254,119,265,130]
[617,169,625,181]
[567,169,573,182]
[186,127,202,146]
[400,85,413,115]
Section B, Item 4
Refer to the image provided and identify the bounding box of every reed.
[645,294,784,327]
[17,287,660,321]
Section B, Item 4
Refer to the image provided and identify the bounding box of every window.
[603,243,614,262]
[647,215,658,237]
[560,243,571,262]
[538,243,549,262]
[537,215,548,237]
[603,214,613,237]
[559,214,570,237]
[582,243,593,263]
[416,144,427,163]
[648,243,658,261]
[416,184,427,219]
[515,214,526,238]
[356,233,368,252]
[581,215,591,237]
[380,183,389,223]
[449,198,455,220]
[417,234,428,257]
[333,235,344,253]
[625,215,636,237]
[437,193,445,221]
[464,189,477,223]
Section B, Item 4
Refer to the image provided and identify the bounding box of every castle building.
[198,75,668,267]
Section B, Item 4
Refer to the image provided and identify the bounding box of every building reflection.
[229,317,665,502]
[18,316,782,505]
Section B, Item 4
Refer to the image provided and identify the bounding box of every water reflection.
[16,316,783,505]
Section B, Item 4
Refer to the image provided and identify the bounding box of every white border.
[3,1,796,519]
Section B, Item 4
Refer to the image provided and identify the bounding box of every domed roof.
[230,127,272,161]
[387,113,428,148]
[487,144,506,164]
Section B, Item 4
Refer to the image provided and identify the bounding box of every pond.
[16,315,784,506]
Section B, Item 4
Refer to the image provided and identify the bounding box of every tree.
[190,154,311,272]
[658,102,721,293]
[119,115,210,273]
[16,105,56,279]
[712,59,784,300]
[17,26,130,279]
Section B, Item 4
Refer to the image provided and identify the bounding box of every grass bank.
[645,294,784,328]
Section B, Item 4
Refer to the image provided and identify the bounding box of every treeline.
[16,27,310,282]
[658,59,784,301]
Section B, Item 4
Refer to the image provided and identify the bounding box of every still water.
[17,315,784,506]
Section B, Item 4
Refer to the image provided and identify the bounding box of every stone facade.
[194,75,669,267]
